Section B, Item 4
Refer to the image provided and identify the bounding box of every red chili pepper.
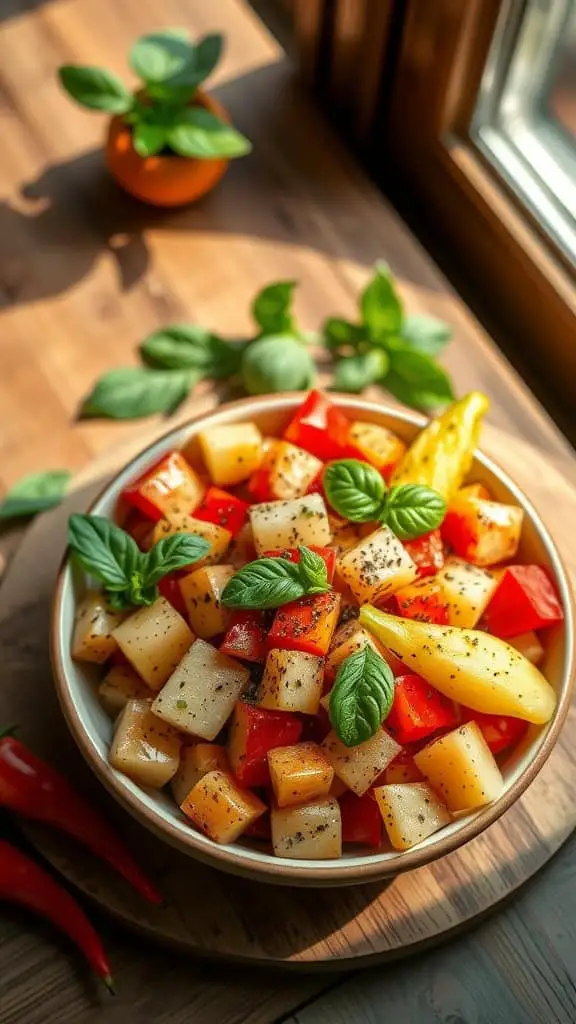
[283,390,363,462]
[263,546,337,584]
[484,565,564,637]
[403,529,445,577]
[220,610,267,663]
[194,486,249,537]
[0,737,161,905]
[463,710,528,755]
[340,791,382,846]
[268,591,341,657]
[228,703,303,787]
[385,674,458,745]
[0,840,113,989]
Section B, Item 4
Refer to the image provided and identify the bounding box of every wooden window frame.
[386,0,576,409]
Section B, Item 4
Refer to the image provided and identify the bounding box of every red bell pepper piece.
[158,574,189,618]
[227,703,303,787]
[0,736,161,905]
[484,565,564,637]
[283,390,363,462]
[299,704,332,743]
[0,840,113,989]
[263,546,337,584]
[385,674,458,745]
[268,591,341,657]
[194,486,249,537]
[403,530,445,577]
[121,451,203,522]
[463,710,528,755]
[220,611,267,663]
[340,791,382,846]
[123,509,154,549]
[245,811,272,840]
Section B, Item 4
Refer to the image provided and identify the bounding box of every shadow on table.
[0,62,446,311]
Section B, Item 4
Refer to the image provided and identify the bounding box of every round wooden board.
[1,417,575,970]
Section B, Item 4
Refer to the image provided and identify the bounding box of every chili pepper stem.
[103,974,116,995]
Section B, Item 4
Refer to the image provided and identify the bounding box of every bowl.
[51,394,575,886]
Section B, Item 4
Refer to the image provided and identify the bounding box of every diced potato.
[508,631,544,666]
[374,782,451,850]
[179,565,236,639]
[72,592,125,664]
[268,742,334,807]
[436,556,498,628]
[383,752,425,785]
[112,597,194,690]
[170,743,230,806]
[136,452,206,525]
[328,514,362,556]
[325,622,384,681]
[250,494,332,556]
[259,649,324,714]
[254,440,323,500]
[151,514,231,566]
[271,798,342,859]
[152,638,248,739]
[443,494,523,566]
[109,699,181,788]
[349,421,406,476]
[98,664,149,717]
[337,527,418,604]
[227,522,256,569]
[198,422,263,487]
[458,483,491,501]
[414,721,504,812]
[322,729,401,796]
[181,769,266,843]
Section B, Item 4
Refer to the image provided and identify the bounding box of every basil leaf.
[129,29,193,84]
[333,350,389,393]
[0,470,72,520]
[323,317,365,352]
[183,33,223,89]
[221,557,306,610]
[68,514,141,591]
[252,281,296,336]
[143,533,210,587]
[323,459,386,523]
[58,66,133,114]
[297,546,329,594]
[80,367,196,420]
[329,645,395,747]
[401,315,452,356]
[360,262,403,340]
[241,335,315,395]
[167,108,251,159]
[140,325,242,379]
[384,484,447,540]
[385,346,455,411]
[133,122,169,157]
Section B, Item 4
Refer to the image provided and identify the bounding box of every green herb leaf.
[221,557,306,610]
[385,346,455,411]
[252,281,296,336]
[80,367,196,420]
[58,66,133,114]
[323,459,386,523]
[140,325,242,379]
[184,33,223,89]
[129,29,193,84]
[167,107,251,159]
[68,514,141,592]
[383,484,447,540]
[401,315,452,356]
[297,546,328,593]
[241,335,315,395]
[133,122,169,157]
[0,470,72,520]
[322,317,365,352]
[143,533,210,587]
[333,349,389,393]
[329,645,395,747]
[360,261,403,340]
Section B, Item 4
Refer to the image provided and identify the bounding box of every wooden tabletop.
[1,0,576,1022]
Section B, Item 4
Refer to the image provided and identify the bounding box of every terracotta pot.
[105,89,230,207]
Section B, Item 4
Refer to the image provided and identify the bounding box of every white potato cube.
[198,422,263,486]
[227,522,256,569]
[112,597,194,691]
[436,556,498,628]
[109,699,181,788]
[271,798,342,859]
[249,494,332,556]
[325,622,383,681]
[152,639,249,740]
[375,782,451,850]
[179,565,236,639]
[170,743,230,806]
[151,514,231,566]
[257,440,323,500]
[72,592,125,664]
[414,721,504,812]
[322,729,401,796]
[337,527,417,604]
[259,649,324,714]
[181,770,266,843]
[98,664,149,717]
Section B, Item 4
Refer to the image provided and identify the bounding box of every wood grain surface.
[1,0,576,1021]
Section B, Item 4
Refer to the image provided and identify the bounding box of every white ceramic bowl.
[51,394,575,886]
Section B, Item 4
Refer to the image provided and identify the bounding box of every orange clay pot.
[105,89,230,207]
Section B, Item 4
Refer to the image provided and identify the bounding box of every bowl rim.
[51,393,576,885]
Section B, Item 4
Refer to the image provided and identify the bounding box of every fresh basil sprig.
[68,513,209,609]
[329,645,395,747]
[221,546,330,610]
[323,459,446,539]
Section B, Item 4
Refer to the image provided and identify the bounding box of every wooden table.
[1,1,575,1021]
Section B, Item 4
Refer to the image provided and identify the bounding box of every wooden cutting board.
[1,414,575,968]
